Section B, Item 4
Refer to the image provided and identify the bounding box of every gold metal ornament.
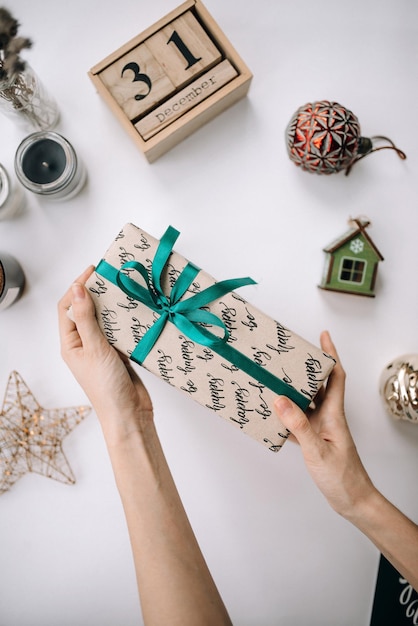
[0,371,91,494]
[379,355,418,423]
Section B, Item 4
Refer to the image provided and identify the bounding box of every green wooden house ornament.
[319,218,384,297]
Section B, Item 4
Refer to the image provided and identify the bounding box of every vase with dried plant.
[0,8,59,131]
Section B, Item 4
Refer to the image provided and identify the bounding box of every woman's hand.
[58,266,153,444]
[274,331,375,519]
[58,267,233,624]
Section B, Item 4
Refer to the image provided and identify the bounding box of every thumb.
[274,396,319,451]
[71,282,104,346]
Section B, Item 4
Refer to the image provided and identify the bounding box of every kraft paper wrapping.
[84,224,335,452]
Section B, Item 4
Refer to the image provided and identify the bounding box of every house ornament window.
[339,257,367,284]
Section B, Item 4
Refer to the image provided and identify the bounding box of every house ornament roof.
[323,217,384,261]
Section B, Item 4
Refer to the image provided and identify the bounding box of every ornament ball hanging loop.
[286,100,407,176]
[344,135,407,176]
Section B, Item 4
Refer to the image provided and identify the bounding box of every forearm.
[103,418,232,626]
[59,278,230,623]
[344,488,418,591]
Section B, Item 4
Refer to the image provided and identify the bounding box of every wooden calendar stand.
[88,0,252,162]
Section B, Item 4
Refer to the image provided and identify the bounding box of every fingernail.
[71,283,85,302]
[274,396,292,415]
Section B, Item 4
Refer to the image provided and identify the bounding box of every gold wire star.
[0,371,91,494]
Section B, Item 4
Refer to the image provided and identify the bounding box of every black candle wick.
[21,138,67,184]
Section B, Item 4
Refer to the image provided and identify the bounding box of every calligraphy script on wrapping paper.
[266,321,295,355]
[241,306,257,332]
[301,354,325,401]
[229,380,271,429]
[370,555,418,625]
[89,275,107,297]
[100,307,120,346]
[177,336,195,375]
[399,580,418,624]
[131,317,151,343]
[219,301,238,341]
[134,233,151,252]
[157,349,175,384]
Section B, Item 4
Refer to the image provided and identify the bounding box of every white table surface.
[1,1,417,624]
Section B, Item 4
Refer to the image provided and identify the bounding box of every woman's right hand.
[274,330,375,519]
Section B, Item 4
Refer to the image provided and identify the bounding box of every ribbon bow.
[95,226,310,410]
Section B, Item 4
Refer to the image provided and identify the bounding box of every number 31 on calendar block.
[89,1,252,161]
[98,11,222,121]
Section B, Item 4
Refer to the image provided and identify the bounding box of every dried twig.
[0,8,32,82]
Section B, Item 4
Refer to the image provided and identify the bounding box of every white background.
[1,1,417,624]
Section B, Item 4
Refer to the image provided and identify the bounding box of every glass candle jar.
[0,252,26,311]
[0,164,25,220]
[14,131,86,201]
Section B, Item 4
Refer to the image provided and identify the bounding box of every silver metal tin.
[0,252,26,311]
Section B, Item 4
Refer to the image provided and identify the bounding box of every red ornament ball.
[286,100,368,175]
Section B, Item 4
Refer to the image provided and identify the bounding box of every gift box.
[83,224,335,452]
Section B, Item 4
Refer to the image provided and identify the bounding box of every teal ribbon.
[95,226,310,410]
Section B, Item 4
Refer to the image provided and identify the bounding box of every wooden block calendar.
[89,0,252,162]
